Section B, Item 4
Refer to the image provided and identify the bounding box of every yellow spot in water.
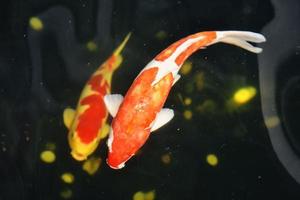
[45,142,56,151]
[180,61,192,75]
[183,110,192,120]
[29,17,43,31]
[233,86,256,104]
[196,99,216,113]
[145,190,155,200]
[133,191,144,200]
[82,156,102,175]
[194,72,205,90]
[155,30,167,40]
[161,153,171,164]
[60,188,72,199]
[40,150,56,163]
[133,190,155,200]
[61,172,75,184]
[206,154,218,167]
[177,93,184,105]
[184,97,192,106]
[86,41,97,51]
[265,116,280,128]
[184,82,194,93]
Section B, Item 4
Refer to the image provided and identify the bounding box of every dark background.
[0,0,300,199]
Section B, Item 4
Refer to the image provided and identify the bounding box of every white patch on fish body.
[107,128,114,153]
[145,108,174,132]
[117,162,125,169]
[140,36,205,86]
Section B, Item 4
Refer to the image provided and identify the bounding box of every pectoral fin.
[63,108,76,129]
[172,74,181,86]
[150,108,174,132]
[104,94,124,117]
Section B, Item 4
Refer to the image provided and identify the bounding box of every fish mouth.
[71,151,87,161]
[107,153,135,169]
[106,158,125,169]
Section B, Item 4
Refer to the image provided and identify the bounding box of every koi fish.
[104,31,266,169]
[63,33,131,161]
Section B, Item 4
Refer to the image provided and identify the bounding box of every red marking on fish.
[155,32,216,65]
[175,32,216,65]
[107,55,117,71]
[107,67,174,168]
[65,32,131,161]
[88,74,109,93]
[77,94,106,143]
[76,76,109,144]
[155,37,189,61]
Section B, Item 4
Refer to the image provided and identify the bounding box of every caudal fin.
[216,31,266,53]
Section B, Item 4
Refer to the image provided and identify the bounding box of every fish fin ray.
[218,31,266,43]
[219,37,263,53]
[63,108,76,129]
[104,94,124,117]
[216,31,266,53]
[172,74,181,86]
[150,108,174,132]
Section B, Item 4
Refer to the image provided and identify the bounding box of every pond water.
[0,0,300,199]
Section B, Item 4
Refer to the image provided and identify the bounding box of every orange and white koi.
[63,33,131,161]
[104,31,266,169]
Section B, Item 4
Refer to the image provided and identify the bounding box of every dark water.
[1,0,300,199]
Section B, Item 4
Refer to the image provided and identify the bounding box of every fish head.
[106,124,149,169]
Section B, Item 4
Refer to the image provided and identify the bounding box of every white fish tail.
[216,31,266,53]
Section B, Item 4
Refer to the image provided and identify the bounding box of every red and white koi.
[63,33,131,161]
[104,31,266,169]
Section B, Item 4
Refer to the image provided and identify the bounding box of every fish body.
[104,31,266,169]
[63,33,130,161]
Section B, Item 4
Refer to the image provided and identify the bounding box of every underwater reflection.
[258,0,300,184]
[28,0,115,113]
